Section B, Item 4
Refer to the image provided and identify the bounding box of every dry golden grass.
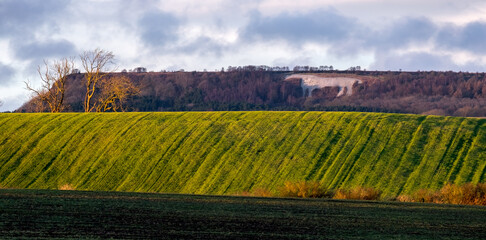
[236,188,273,197]
[252,188,274,197]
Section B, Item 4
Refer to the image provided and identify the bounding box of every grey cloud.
[13,39,77,61]
[368,18,486,72]
[1,94,30,112]
[177,37,225,57]
[238,11,486,72]
[11,40,77,79]
[370,52,458,71]
[437,21,486,53]
[241,9,360,44]
[369,17,437,50]
[0,63,15,85]
[239,11,439,57]
[272,56,312,68]
[0,0,69,37]
[138,10,181,47]
[1,0,75,70]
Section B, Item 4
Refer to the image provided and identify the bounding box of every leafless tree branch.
[24,57,75,112]
[80,48,116,112]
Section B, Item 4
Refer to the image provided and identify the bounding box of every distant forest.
[18,69,486,117]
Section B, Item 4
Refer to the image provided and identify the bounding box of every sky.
[1,0,486,111]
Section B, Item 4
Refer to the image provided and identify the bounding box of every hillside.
[1,112,485,197]
[17,70,486,117]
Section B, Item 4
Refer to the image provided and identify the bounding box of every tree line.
[19,55,486,117]
[25,48,138,113]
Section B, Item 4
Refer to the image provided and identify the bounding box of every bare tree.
[25,57,75,112]
[95,75,139,112]
[80,48,115,112]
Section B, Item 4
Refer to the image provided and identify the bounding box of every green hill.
[1,112,485,197]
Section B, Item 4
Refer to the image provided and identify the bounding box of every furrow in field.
[324,113,372,189]
[332,115,379,188]
[131,112,194,191]
[1,114,65,186]
[456,121,486,184]
[0,112,485,197]
[267,112,322,187]
[304,113,345,181]
[168,112,232,192]
[25,113,93,188]
[445,119,483,184]
[401,117,458,193]
[314,113,358,187]
[365,118,418,192]
[147,112,215,192]
[428,117,467,188]
[386,115,428,195]
[75,113,149,190]
[344,115,397,187]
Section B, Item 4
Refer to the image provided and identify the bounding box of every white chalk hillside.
[285,74,362,97]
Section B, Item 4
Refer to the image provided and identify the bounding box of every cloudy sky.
[1,0,486,111]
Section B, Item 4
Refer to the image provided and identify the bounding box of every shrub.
[398,183,486,206]
[59,184,75,191]
[239,182,486,205]
[440,183,486,205]
[332,190,348,200]
[396,194,413,202]
[439,183,461,204]
[411,189,440,203]
[333,186,381,200]
[474,183,486,205]
[279,181,329,198]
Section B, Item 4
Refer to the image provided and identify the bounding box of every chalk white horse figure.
[285,74,362,97]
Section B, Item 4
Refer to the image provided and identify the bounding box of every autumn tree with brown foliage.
[95,75,139,112]
[25,57,75,112]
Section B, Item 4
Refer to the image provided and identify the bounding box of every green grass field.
[0,189,485,239]
[1,112,485,198]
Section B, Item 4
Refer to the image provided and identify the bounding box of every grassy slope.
[1,189,485,239]
[0,112,485,197]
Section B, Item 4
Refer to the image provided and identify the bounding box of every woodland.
[19,69,486,117]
